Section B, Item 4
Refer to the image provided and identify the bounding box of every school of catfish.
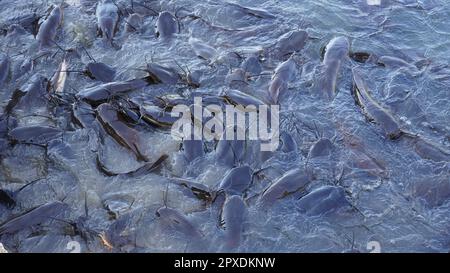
[0,0,449,253]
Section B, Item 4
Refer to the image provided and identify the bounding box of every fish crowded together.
[0,0,449,252]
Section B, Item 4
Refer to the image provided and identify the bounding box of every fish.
[96,153,168,177]
[36,5,63,48]
[220,195,247,249]
[241,56,262,77]
[5,74,49,114]
[317,37,349,100]
[268,56,297,103]
[77,78,148,105]
[221,89,266,107]
[189,37,217,60]
[145,63,180,85]
[9,126,62,145]
[169,177,213,203]
[215,133,246,167]
[273,30,308,59]
[85,62,116,83]
[125,13,142,33]
[308,138,334,158]
[156,11,179,38]
[96,0,119,42]
[377,55,418,71]
[259,168,312,207]
[352,67,403,139]
[139,104,178,128]
[96,103,148,161]
[156,207,202,238]
[218,166,253,195]
[0,201,68,235]
[410,136,450,163]
[297,186,350,216]
[225,2,276,19]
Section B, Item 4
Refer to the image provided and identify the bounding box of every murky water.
[0,0,449,253]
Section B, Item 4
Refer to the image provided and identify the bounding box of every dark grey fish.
[269,56,297,103]
[225,2,276,19]
[225,68,247,87]
[106,211,136,249]
[274,30,308,58]
[411,136,450,163]
[215,137,246,167]
[189,37,217,60]
[4,13,41,36]
[413,176,450,207]
[9,126,62,145]
[96,0,119,41]
[280,132,297,153]
[169,178,213,202]
[220,195,247,249]
[96,103,148,161]
[241,56,262,76]
[156,207,202,238]
[145,63,180,84]
[318,37,349,100]
[36,5,63,48]
[77,79,148,105]
[352,68,403,139]
[85,62,116,82]
[156,11,178,38]
[377,55,417,70]
[96,153,167,177]
[218,166,252,195]
[140,104,179,128]
[297,186,350,216]
[8,74,49,112]
[222,89,266,107]
[308,138,334,158]
[71,101,96,128]
[125,13,142,32]
[0,201,68,235]
[259,168,312,207]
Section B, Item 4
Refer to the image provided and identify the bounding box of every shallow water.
[0,0,449,253]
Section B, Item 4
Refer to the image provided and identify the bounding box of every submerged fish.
[156,11,179,38]
[85,62,116,83]
[259,168,313,207]
[352,68,403,139]
[96,0,119,42]
[0,201,68,235]
[189,37,217,60]
[156,207,202,238]
[9,126,62,145]
[220,195,247,249]
[77,79,148,105]
[268,56,297,103]
[317,37,349,100]
[273,30,308,59]
[297,186,350,216]
[36,5,63,48]
[218,166,253,195]
[96,103,148,161]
